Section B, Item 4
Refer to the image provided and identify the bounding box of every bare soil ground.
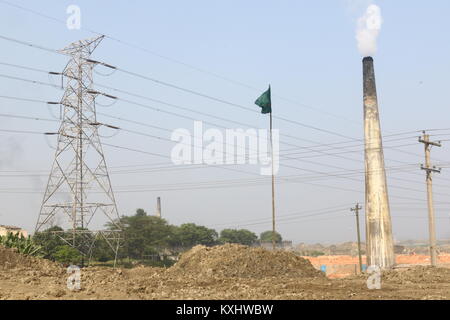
[1,244,449,300]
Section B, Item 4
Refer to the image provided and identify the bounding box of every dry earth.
[0,244,449,300]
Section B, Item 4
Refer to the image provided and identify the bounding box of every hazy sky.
[0,0,449,244]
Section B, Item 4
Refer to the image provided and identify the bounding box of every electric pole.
[36,36,122,266]
[419,131,441,266]
[351,203,363,273]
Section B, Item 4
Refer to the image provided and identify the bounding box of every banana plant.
[0,232,43,257]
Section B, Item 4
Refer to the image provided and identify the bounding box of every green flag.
[255,86,271,114]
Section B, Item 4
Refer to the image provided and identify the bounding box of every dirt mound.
[383,266,450,285]
[1,244,449,300]
[0,246,61,275]
[168,244,324,279]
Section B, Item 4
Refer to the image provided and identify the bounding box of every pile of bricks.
[304,254,450,278]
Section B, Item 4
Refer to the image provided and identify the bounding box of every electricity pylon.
[35,36,121,265]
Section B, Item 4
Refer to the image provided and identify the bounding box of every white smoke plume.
[356,4,383,57]
[0,137,23,168]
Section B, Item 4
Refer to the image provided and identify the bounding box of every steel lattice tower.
[35,36,121,263]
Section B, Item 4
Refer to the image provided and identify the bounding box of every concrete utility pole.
[362,57,395,269]
[351,203,363,273]
[419,131,441,266]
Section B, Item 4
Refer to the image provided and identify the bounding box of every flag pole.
[270,110,276,251]
[255,85,276,250]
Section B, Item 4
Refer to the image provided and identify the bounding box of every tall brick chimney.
[156,196,162,218]
[363,56,395,269]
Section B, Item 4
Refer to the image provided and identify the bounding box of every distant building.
[294,242,367,256]
[258,240,293,251]
[0,225,28,238]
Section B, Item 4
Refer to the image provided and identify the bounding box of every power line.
[1,70,355,154]
[0,0,360,124]
[0,73,392,173]
[281,136,420,156]
[0,162,425,183]
[3,165,440,194]
[0,58,426,152]
[0,35,446,165]
[0,34,366,142]
[1,23,448,238]
[1,63,440,165]
[113,66,359,140]
[0,112,58,122]
[1,71,449,199]
[0,61,48,73]
[210,205,353,228]
[0,34,59,55]
[0,128,45,135]
[1,92,448,180]
[1,124,446,202]
[280,130,423,153]
[2,92,450,195]
[0,94,55,104]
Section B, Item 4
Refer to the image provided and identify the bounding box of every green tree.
[110,209,176,259]
[33,226,65,260]
[91,237,115,262]
[219,229,257,246]
[105,209,220,261]
[53,245,82,264]
[135,208,147,217]
[174,223,218,247]
[260,230,282,243]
